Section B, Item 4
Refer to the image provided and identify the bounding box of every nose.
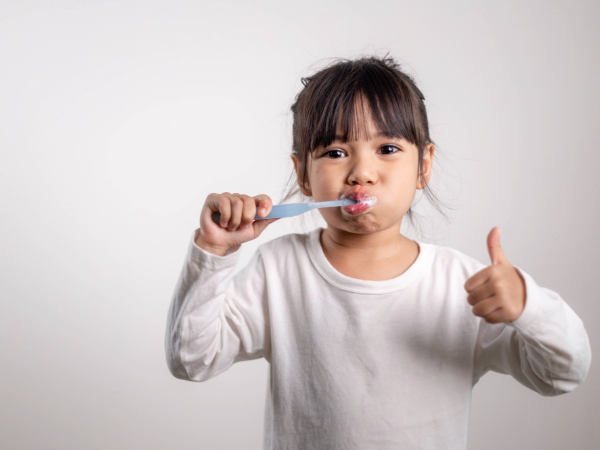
[347,153,378,185]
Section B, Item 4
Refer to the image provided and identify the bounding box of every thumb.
[487,226,508,265]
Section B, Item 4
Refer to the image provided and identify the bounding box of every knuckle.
[494,279,505,293]
[243,207,256,221]
[218,203,230,216]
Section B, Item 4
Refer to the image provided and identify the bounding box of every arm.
[472,265,592,395]
[165,228,270,382]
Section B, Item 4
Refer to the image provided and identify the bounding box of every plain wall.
[0,0,598,448]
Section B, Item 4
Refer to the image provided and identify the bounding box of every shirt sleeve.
[472,265,592,395]
[165,228,270,382]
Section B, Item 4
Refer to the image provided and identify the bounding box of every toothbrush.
[211,198,361,225]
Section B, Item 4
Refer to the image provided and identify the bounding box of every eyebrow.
[334,131,397,141]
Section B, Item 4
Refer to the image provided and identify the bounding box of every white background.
[1,0,598,448]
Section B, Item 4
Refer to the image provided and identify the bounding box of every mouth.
[341,192,377,216]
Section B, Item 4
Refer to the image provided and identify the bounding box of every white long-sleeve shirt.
[165,227,591,450]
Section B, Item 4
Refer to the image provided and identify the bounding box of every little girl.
[165,55,591,450]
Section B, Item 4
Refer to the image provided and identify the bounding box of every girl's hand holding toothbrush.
[195,193,280,256]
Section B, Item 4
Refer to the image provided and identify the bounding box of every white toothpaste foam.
[357,197,377,207]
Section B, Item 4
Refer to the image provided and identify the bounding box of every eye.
[379,145,401,155]
[323,149,346,158]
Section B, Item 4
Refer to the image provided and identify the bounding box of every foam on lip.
[340,191,377,204]
[342,196,377,214]
[357,197,377,207]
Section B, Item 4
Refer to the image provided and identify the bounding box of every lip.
[340,188,377,215]
[343,201,374,215]
[340,187,374,202]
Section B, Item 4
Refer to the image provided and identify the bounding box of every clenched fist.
[195,192,280,256]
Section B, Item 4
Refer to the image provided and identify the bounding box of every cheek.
[311,166,335,189]
[402,161,420,181]
[383,166,415,187]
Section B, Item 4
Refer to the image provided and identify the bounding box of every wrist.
[194,235,232,257]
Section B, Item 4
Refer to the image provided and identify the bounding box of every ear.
[416,143,435,190]
[291,154,312,197]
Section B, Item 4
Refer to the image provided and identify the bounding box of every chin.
[329,216,382,234]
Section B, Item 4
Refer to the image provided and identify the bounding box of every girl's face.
[292,106,434,235]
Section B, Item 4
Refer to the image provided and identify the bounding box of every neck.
[321,224,408,261]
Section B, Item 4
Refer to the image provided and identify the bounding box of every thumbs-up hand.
[463,227,527,324]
